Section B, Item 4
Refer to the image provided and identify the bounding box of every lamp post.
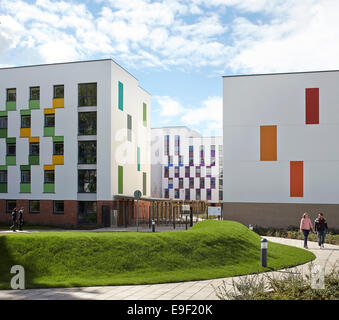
[261,238,268,267]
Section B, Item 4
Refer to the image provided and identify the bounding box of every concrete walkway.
[0,237,338,300]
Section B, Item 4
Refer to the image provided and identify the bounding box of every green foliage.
[0,220,315,289]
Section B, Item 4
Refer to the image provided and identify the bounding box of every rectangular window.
[21,115,31,128]
[6,200,16,213]
[200,177,205,189]
[164,189,169,199]
[78,112,97,135]
[196,189,201,201]
[207,189,212,201]
[54,85,64,98]
[29,143,39,156]
[185,166,190,178]
[211,177,216,189]
[164,135,169,155]
[7,88,16,101]
[78,141,97,164]
[179,155,183,166]
[179,178,183,189]
[168,155,173,166]
[137,147,140,171]
[260,125,277,161]
[21,170,30,183]
[219,190,223,201]
[7,143,16,156]
[200,145,204,166]
[195,166,201,178]
[118,165,123,194]
[189,145,194,166]
[174,166,179,178]
[189,177,194,189]
[53,142,64,155]
[30,87,40,100]
[211,145,216,166]
[306,88,319,124]
[174,188,180,199]
[168,177,173,189]
[127,114,132,142]
[175,135,180,155]
[118,81,124,111]
[29,200,40,214]
[0,170,7,183]
[185,189,190,200]
[78,201,97,224]
[164,166,169,178]
[290,161,303,197]
[44,170,55,184]
[78,170,97,193]
[78,83,97,107]
[0,117,8,129]
[54,200,64,214]
[143,172,147,195]
[45,114,55,127]
[143,103,147,126]
[206,166,211,177]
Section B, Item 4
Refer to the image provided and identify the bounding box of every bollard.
[249,224,253,231]
[261,238,268,267]
[173,217,176,230]
[189,208,193,227]
[152,220,155,232]
[185,216,188,230]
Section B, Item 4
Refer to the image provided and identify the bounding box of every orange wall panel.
[290,161,303,197]
[260,125,277,161]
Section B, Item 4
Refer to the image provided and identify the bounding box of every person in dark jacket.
[10,208,17,232]
[314,213,328,248]
[18,207,24,231]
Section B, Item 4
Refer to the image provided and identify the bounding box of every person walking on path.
[300,212,315,249]
[314,213,328,249]
[9,208,17,232]
[18,207,24,231]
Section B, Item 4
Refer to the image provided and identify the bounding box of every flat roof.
[0,58,151,95]
[223,69,339,78]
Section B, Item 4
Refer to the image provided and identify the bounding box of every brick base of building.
[223,202,339,230]
[0,199,151,228]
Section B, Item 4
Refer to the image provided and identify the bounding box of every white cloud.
[154,96,186,117]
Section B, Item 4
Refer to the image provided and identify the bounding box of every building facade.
[0,59,151,227]
[223,70,339,229]
[151,126,223,203]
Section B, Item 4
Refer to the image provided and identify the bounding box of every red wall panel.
[305,88,319,124]
[290,161,303,197]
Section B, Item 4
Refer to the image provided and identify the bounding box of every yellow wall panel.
[29,137,40,143]
[53,98,64,108]
[52,155,64,165]
[20,128,31,138]
[44,108,55,114]
[260,125,277,161]
[44,164,55,171]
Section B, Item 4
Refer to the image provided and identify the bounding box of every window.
[78,112,97,135]
[78,170,96,193]
[200,145,204,165]
[30,87,40,100]
[196,189,201,201]
[29,200,40,214]
[0,171,7,183]
[54,85,64,98]
[118,81,123,111]
[137,147,140,171]
[21,115,31,128]
[219,190,223,201]
[206,166,211,177]
[207,189,212,201]
[189,145,194,166]
[78,141,97,164]
[0,117,8,129]
[127,114,132,141]
[200,177,205,189]
[78,83,97,107]
[164,189,169,199]
[174,189,180,199]
[143,103,147,126]
[175,135,180,155]
[185,166,190,178]
[168,177,173,189]
[53,142,64,155]
[6,200,16,213]
[21,170,30,183]
[29,143,39,156]
[211,145,216,166]
[7,143,16,156]
[45,114,55,127]
[164,167,169,178]
[189,177,194,189]
[168,155,173,166]
[7,88,16,101]
[164,135,169,155]
[179,155,183,166]
[185,189,190,200]
[179,178,183,189]
[54,200,64,214]
[174,166,179,178]
[143,172,147,195]
[44,170,55,184]
[78,201,97,224]
[195,166,201,178]
[211,177,216,189]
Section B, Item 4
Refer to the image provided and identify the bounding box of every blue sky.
[1,0,339,136]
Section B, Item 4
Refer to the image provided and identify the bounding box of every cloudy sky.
[1,0,339,136]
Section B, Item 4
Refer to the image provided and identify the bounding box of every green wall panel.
[118,166,123,194]
[29,100,40,109]
[20,183,31,193]
[0,111,8,116]
[137,147,140,171]
[6,137,16,143]
[44,183,55,193]
[29,155,39,165]
[118,81,123,111]
[0,129,7,138]
[6,156,16,165]
[0,184,7,193]
[20,109,31,115]
[143,103,147,126]
[44,127,55,137]
[6,101,16,111]
[53,136,64,142]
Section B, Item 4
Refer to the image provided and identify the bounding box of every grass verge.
[0,220,315,289]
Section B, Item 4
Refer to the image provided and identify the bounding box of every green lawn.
[0,220,315,289]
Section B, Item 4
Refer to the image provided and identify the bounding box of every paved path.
[0,237,338,300]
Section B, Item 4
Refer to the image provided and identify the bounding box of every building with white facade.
[223,70,339,229]
[151,126,223,203]
[0,59,151,227]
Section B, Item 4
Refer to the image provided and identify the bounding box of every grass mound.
[0,220,315,289]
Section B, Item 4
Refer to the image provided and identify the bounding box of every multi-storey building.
[151,126,223,203]
[223,70,339,229]
[0,59,151,227]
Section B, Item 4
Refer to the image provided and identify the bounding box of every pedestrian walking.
[299,212,315,249]
[314,213,328,249]
[9,208,17,232]
[18,207,24,231]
